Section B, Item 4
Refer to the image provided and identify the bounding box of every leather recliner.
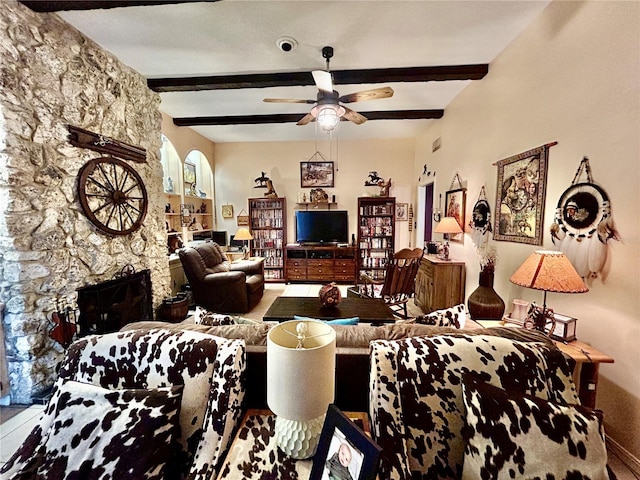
[179,242,264,314]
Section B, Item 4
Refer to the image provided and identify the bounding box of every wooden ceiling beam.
[149,65,488,92]
[173,109,444,126]
[19,0,220,12]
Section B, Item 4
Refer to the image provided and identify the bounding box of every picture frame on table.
[184,161,197,185]
[395,203,408,221]
[310,405,382,480]
[445,188,466,243]
[301,161,334,188]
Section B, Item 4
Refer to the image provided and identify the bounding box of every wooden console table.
[285,244,357,283]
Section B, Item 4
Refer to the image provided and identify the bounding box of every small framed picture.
[445,187,466,243]
[395,203,408,221]
[301,161,334,188]
[310,405,382,480]
[221,204,233,219]
[184,161,197,185]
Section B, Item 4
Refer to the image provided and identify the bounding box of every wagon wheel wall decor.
[78,156,149,236]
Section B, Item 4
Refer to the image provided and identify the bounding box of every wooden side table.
[216,410,370,480]
[553,339,614,409]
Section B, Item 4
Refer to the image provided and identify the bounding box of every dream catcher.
[550,157,619,278]
[469,186,492,248]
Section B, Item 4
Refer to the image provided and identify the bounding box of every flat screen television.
[295,210,348,245]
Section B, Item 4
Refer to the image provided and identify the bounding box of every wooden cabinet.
[285,245,357,283]
[249,197,286,281]
[165,193,184,252]
[414,255,465,313]
[357,197,395,281]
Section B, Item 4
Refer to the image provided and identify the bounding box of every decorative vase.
[319,282,342,307]
[467,270,505,320]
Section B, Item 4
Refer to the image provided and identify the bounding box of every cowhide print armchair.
[369,331,611,480]
[1,328,246,480]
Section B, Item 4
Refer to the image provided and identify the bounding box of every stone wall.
[0,1,171,403]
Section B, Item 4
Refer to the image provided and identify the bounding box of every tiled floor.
[1,286,637,478]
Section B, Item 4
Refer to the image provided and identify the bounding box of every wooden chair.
[359,248,424,318]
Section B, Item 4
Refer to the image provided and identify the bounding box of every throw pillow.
[461,376,609,480]
[416,303,466,328]
[14,380,183,480]
[193,306,235,326]
[294,315,359,325]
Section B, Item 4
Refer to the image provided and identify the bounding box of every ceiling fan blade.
[263,98,316,104]
[342,107,367,125]
[312,70,333,93]
[339,86,394,104]
[297,113,316,126]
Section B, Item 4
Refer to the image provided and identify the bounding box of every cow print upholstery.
[414,303,467,328]
[369,332,579,480]
[461,375,609,480]
[1,328,246,480]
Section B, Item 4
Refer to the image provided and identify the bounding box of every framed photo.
[310,405,382,480]
[395,203,408,221]
[236,208,249,226]
[184,161,197,185]
[221,204,233,219]
[301,161,334,188]
[445,188,466,243]
[493,145,549,245]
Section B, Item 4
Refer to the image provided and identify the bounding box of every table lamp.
[267,320,336,459]
[434,216,463,260]
[509,250,588,334]
[234,227,253,259]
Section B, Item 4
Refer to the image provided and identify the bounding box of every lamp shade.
[509,250,588,294]
[234,227,253,241]
[267,320,336,420]
[434,216,463,235]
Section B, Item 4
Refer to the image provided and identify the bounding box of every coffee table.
[263,296,395,324]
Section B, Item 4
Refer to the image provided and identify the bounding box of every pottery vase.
[467,270,505,320]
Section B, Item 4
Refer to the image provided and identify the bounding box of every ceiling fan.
[263,46,394,131]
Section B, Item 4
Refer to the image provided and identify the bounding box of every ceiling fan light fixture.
[311,104,346,132]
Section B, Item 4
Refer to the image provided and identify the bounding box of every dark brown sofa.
[178,242,264,314]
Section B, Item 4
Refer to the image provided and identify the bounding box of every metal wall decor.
[77,157,148,236]
[550,157,619,278]
[493,143,554,245]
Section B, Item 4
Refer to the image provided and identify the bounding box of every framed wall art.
[301,161,334,188]
[493,144,551,245]
[184,161,197,185]
[395,203,408,221]
[221,204,233,219]
[310,405,382,480]
[445,188,466,242]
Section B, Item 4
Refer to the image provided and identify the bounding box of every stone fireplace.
[0,2,172,403]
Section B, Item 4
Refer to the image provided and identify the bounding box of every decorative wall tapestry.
[469,186,492,248]
[550,157,618,278]
[493,143,554,245]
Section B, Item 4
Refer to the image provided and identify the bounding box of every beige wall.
[413,1,639,460]
[212,138,416,248]
[162,113,216,169]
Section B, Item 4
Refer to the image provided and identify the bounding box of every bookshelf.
[357,197,396,281]
[249,197,286,281]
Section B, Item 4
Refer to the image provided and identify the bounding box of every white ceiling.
[58,1,550,143]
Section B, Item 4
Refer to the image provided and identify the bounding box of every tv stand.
[285,244,357,283]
